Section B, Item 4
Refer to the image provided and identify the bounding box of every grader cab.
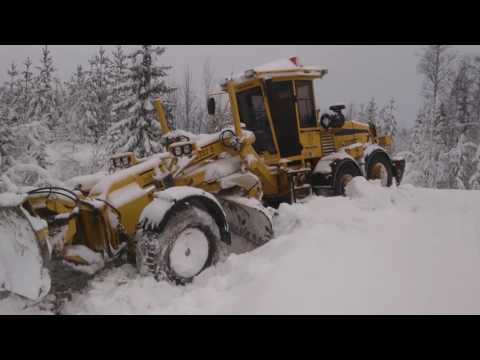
[0,57,405,302]
[207,57,405,203]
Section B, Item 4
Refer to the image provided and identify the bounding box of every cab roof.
[223,57,328,88]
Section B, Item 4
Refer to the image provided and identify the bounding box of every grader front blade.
[0,205,51,301]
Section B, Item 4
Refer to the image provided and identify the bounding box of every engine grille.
[320,133,336,155]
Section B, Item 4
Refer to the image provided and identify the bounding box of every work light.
[182,144,193,156]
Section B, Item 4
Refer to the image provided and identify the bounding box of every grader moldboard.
[0,57,405,302]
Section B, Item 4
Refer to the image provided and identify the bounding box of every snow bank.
[0,193,26,207]
[0,295,53,315]
[64,245,105,275]
[0,207,51,301]
[4,182,480,314]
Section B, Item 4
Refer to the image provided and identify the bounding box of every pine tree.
[62,65,89,141]
[3,62,20,125]
[110,46,129,126]
[0,88,16,171]
[470,57,480,142]
[469,143,480,189]
[449,57,474,145]
[111,46,128,89]
[431,103,450,187]
[0,117,16,172]
[18,57,34,124]
[365,98,382,133]
[444,56,477,189]
[379,99,398,137]
[31,45,61,137]
[107,45,174,158]
[447,134,477,189]
[84,46,113,141]
[6,62,19,97]
[409,106,430,186]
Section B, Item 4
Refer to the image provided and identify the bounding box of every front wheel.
[333,160,362,196]
[136,204,228,285]
[366,152,393,187]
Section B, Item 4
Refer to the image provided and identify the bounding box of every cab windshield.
[236,87,276,155]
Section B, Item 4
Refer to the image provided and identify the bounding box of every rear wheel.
[136,205,227,285]
[333,160,362,196]
[366,152,393,187]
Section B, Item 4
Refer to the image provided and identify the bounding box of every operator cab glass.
[295,80,316,128]
[236,87,277,155]
[264,80,303,158]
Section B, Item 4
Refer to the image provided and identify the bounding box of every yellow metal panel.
[153,98,171,135]
[227,81,243,136]
[117,193,153,236]
[299,130,322,159]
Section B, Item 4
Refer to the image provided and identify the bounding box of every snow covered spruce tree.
[358,98,382,131]
[379,99,397,137]
[1,62,21,126]
[107,45,174,158]
[63,65,90,142]
[444,56,478,189]
[366,98,380,127]
[30,45,62,141]
[84,47,114,142]
[0,100,16,172]
[0,62,23,172]
[17,57,34,125]
[110,46,129,126]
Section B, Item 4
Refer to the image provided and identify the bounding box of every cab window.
[295,81,316,128]
[236,87,276,154]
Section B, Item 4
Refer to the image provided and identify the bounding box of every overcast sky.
[1,45,480,129]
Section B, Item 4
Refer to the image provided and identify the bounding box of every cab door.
[265,80,303,158]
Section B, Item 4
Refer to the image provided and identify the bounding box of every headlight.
[173,146,183,157]
[182,144,192,156]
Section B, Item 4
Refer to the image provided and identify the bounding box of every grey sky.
[1,45,480,129]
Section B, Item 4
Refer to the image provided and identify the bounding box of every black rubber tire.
[366,152,393,187]
[135,205,228,285]
[333,160,362,196]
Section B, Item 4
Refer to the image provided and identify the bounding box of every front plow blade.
[219,197,274,246]
[0,206,51,301]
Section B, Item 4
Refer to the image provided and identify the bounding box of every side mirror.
[207,97,216,116]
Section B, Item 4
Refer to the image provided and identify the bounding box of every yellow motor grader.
[0,57,405,301]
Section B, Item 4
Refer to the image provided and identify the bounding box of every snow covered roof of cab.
[225,57,328,87]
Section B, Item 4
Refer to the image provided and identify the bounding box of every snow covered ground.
[2,177,480,315]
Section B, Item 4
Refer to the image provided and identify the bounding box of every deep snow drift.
[2,177,480,315]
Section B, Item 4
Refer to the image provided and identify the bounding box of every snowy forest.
[1,45,479,190]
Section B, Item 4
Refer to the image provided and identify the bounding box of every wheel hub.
[169,228,210,279]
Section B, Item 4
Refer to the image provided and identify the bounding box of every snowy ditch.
[2,177,480,314]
